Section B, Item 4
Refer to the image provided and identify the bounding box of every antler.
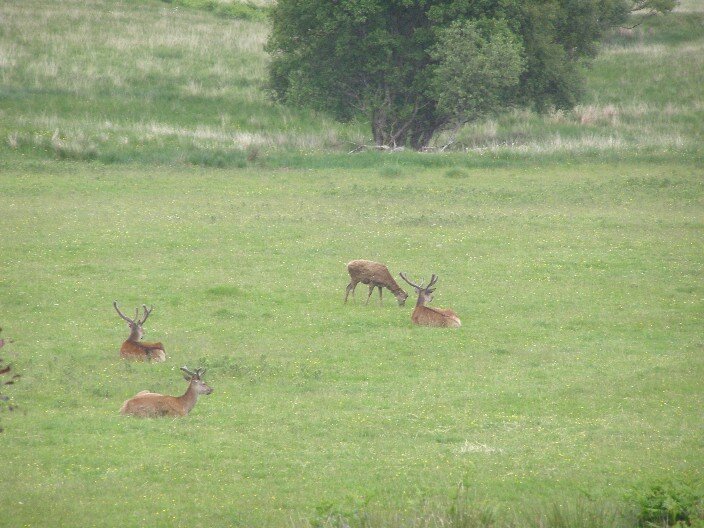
[139,305,153,325]
[399,272,423,289]
[114,301,135,324]
[181,366,206,379]
[427,274,439,289]
[399,273,439,291]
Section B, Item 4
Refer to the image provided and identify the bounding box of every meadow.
[0,1,703,527]
[1,0,703,163]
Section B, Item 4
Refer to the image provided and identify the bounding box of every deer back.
[412,305,462,328]
[120,367,212,418]
[120,393,184,417]
[119,341,166,362]
[348,260,407,295]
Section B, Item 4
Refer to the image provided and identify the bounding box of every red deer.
[399,273,461,328]
[120,367,213,417]
[345,259,408,305]
[114,301,166,362]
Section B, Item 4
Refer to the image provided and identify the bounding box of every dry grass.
[1,1,267,92]
[601,40,704,57]
[675,0,704,12]
[210,0,273,6]
[575,105,620,126]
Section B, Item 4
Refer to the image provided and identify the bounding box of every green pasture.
[1,0,703,526]
[1,158,702,526]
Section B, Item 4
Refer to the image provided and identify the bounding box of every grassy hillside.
[0,0,366,167]
[1,0,702,165]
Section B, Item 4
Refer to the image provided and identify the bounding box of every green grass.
[1,159,702,526]
[162,0,270,21]
[0,0,367,165]
[1,0,703,526]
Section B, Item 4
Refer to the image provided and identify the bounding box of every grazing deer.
[345,259,408,306]
[114,301,166,362]
[399,273,461,328]
[120,367,213,418]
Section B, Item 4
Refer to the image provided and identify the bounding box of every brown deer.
[345,259,408,306]
[399,273,461,328]
[114,301,166,362]
[120,367,213,418]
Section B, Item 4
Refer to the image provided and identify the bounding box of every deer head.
[114,301,153,342]
[180,366,214,395]
[394,289,409,306]
[399,273,438,306]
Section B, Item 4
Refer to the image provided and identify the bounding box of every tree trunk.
[371,108,441,150]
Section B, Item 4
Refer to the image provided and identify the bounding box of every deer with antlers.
[120,367,213,418]
[114,301,166,362]
[345,259,409,306]
[399,273,461,328]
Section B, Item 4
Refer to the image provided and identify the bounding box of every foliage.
[631,1,678,16]
[430,19,524,129]
[266,0,675,149]
[634,482,704,527]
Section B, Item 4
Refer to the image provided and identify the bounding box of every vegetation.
[267,0,676,149]
[1,156,702,526]
[161,0,269,21]
[1,1,701,162]
[0,0,702,527]
[634,481,704,527]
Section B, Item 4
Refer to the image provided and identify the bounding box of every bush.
[634,482,704,527]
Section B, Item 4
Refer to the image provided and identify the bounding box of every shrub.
[634,482,704,527]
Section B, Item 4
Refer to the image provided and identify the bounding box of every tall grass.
[162,0,269,21]
[0,0,366,165]
[1,0,702,166]
[436,10,704,157]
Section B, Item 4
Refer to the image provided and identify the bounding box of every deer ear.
[183,374,191,381]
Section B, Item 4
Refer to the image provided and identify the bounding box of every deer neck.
[177,382,199,414]
[127,326,142,342]
[387,280,401,295]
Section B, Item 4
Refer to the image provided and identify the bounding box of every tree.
[266,0,674,150]
[430,19,524,133]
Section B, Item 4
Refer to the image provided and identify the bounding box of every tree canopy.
[266,0,675,150]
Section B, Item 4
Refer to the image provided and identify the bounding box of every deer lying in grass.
[120,367,213,418]
[345,259,408,305]
[399,273,461,328]
[114,301,166,362]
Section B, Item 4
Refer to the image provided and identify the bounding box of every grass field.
[2,159,702,526]
[1,0,703,527]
